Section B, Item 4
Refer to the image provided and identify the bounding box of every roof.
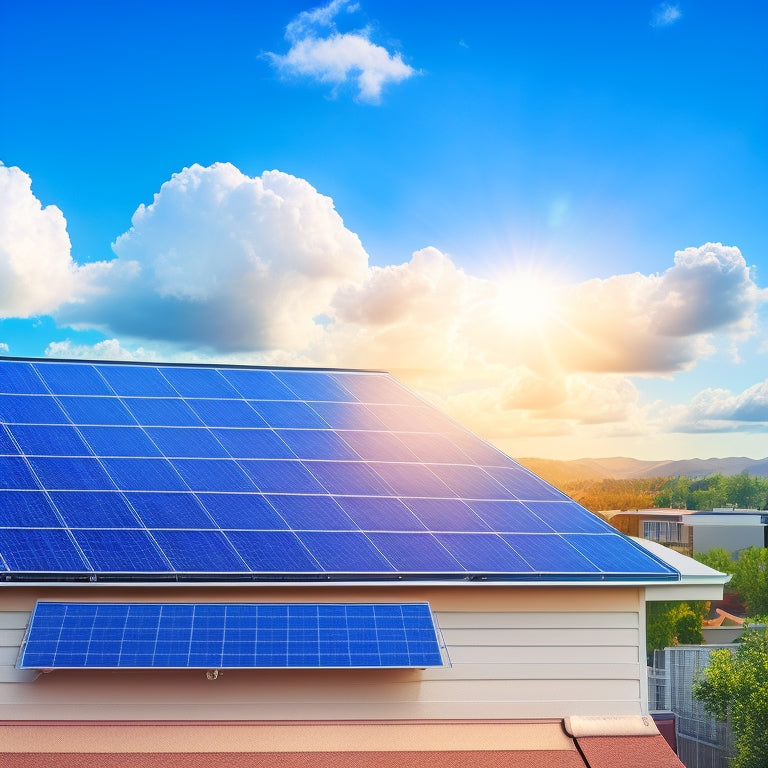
[0,357,678,585]
[0,719,685,768]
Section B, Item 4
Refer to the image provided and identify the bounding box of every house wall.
[0,584,645,721]
[691,522,766,555]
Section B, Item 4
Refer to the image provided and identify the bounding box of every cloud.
[7,161,766,443]
[0,163,102,318]
[59,162,369,352]
[651,3,682,27]
[269,0,416,103]
[0,342,9,353]
[669,379,768,432]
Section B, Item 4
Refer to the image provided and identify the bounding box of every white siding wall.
[0,585,644,720]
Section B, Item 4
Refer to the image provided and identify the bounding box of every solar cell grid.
[19,601,444,669]
[0,359,679,582]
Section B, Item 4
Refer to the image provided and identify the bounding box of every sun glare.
[497,274,557,330]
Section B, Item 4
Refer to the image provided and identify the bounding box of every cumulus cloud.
[44,339,160,362]
[59,162,369,352]
[0,342,9,353]
[670,379,768,432]
[651,3,682,27]
[0,163,102,317]
[269,0,416,103]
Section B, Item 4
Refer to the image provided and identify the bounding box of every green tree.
[732,548,768,615]
[694,547,735,575]
[646,600,708,656]
[693,622,768,768]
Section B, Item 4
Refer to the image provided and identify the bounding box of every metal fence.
[648,645,736,768]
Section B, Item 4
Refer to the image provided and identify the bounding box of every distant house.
[604,508,768,557]
[0,357,728,767]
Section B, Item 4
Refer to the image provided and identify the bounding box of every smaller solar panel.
[18,601,444,669]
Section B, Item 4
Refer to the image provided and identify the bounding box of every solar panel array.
[0,358,677,581]
[18,601,444,669]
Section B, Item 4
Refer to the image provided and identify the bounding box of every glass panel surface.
[305,460,393,496]
[186,399,267,428]
[28,457,115,491]
[0,426,18,455]
[276,429,359,460]
[121,398,204,427]
[501,534,600,573]
[0,394,69,424]
[370,463,456,498]
[297,532,394,572]
[486,466,565,500]
[0,362,48,394]
[248,401,329,429]
[95,364,178,397]
[79,426,161,457]
[101,458,186,491]
[435,533,534,572]
[51,490,142,528]
[336,430,417,462]
[522,501,612,533]
[331,373,423,406]
[151,530,247,572]
[10,424,90,456]
[265,495,356,530]
[219,369,298,400]
[0,528,88,571]
[307,402,386,430]
[366,532,463,572]
[73,529,171,572]
[563,534,676,574]
[125,492,215,528]
[237,460,326,494]
[159,367,241,398]
[334,496,426,531]
[57,396,137,426]
[274,371,355,402]
[146,428,228,459]
[228,531,322,572]
[467,500,555,533]
[404,498,490,532]
[34,363,113,396]
[427,464,515,500]
[198,493,288,529]
[212,428,295,459]
[171,458,255,492]
[0,490,61,526]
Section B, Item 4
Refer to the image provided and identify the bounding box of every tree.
[693,622,768,768]
[646,600,708,656]
[732,548,768,615]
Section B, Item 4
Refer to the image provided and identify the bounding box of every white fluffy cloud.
[59,163,369,352]
[0,164,98,317]
[269,0,416,103]
[4,160,766,444]
[0,342,9,353]
[669,379,768,432]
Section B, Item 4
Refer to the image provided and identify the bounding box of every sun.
[496,273,557,330]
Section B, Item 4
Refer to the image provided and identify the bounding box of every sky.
[1,0,766,462]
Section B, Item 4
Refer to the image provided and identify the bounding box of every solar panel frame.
[18,601,445,669]
[0,358,680,583]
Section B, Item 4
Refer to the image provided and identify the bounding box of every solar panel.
[0,358,679,582]
[18,601,444,669]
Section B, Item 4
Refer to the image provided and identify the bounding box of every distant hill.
[516,456,768,481]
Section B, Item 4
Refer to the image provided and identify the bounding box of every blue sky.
[1,0,766,461]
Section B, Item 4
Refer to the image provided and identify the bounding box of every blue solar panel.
[51,491,141,528]
[57,396,137,426]
[125,492,215,529]
[211,428,295,459]
[0,359,679,582]
[79,426,162,457]
[146,428,228,459]
[34,362,113,396]
[18,601,443,669]
[10,424,91,456]
[0,491,61,527]
[0,362,49,394]
[0,395,69,424]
